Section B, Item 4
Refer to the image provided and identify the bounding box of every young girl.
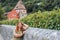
[12,22,29,40]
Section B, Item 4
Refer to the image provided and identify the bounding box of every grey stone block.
[0,25,60,40]
[0,25,15,40]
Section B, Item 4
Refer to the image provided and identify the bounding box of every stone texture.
[23,28,58,40]
[0,34,4,40]
[0,25,15,40]
[0,25,60,40]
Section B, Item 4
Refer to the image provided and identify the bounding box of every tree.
[23,0,60,13]
[0,4,5,20]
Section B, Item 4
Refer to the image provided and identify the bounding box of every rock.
[0,25,15,40]
[0,25,60,40]
[23,28,58,40]
[0,34,4,40]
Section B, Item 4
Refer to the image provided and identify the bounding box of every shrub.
[21,10,60,30]
[23,0,60,12]
[0,19,19,25]
[0,10,60,30]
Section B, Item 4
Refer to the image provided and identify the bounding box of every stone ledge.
[0,25,60,40]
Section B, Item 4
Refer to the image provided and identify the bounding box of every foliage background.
[0,0,60,20]
[0,0,60,13]
[23,0,60,13]
[0,0,60,30]
[0,10,60,30]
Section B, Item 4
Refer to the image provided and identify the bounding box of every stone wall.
[0,25,60,40]
[0,25,15,40]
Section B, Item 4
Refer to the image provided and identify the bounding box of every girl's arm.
[13,28,24,38]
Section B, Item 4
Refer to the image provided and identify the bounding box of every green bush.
[0,19,19,25]
[0,10,60,30]
[21,10,60,30]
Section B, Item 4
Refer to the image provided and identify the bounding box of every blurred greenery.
[21,10,60,30]
[0,19,19,25]
[23,0,60,13]
[0,0,60,30]
[0,10,60,30]
[0,4,6,20]
[0,0,60,13]
[0,0,18,12]
[0,0,18,20]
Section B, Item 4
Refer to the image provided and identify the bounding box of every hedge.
[21,10,60,30]
[0,10,60,30]
[0,19,19,25]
